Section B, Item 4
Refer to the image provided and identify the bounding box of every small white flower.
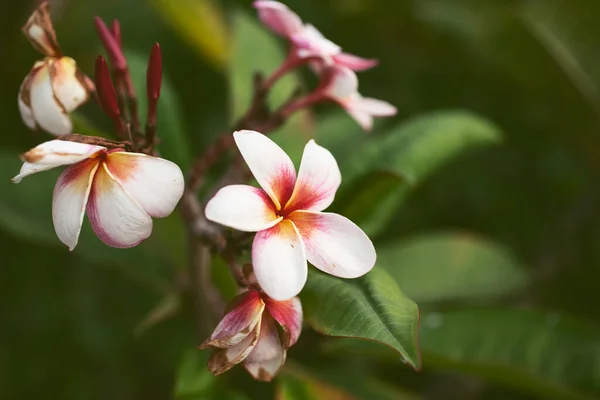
[13,139,185,250]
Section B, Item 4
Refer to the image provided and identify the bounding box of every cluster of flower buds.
[19,2,94,136]
[254,0,397,130]
[13,3,184,250]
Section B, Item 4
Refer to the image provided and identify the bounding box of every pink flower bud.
[110,19,122,49]
[94,55,121,120]
[94,17,128,72]
[201,289,303,381]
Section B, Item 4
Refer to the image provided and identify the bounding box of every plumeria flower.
[254,0,377,71]
[19,2,94,136]
[12,139,184,250]
[201,289,302,381]
[205,130,376,301]
[321,66,397,131]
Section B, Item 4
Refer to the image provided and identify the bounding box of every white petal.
[86,163,152,248]
[290,211,376,278]
[351,97,397,117]
[326,67,359,100]
[252,220,307,301]
[104,152,184,218]
[243,314,286,382]
[29,61,72,135]
[52,159,100,250]
[346,107,374,131]
[292,24,341,56]
[12,140,106,183]
[50,57,90,112]
[207,317,262,375]
[285,140,341,212]
[253,0,304,38]
[203,290,265,348]
[233,130,297,210]
[18,74,37,130]
[205,185,281,232]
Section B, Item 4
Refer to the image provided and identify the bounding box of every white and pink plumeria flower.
[12,139,184,250]
[205,130,376,301]
[254,0,377,71]
[201,289,302,381]
[19,2,94,136]
[322,66,397,131]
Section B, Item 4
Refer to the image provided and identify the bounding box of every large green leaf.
[126,49,193,169]
[229,10,312,162]
[301,268,421,370]
[377,232,529,303]
[420,309,600,400]
[334,111,503,236]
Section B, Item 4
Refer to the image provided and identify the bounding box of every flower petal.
[50,57,90,112]
[201,290,265,349]
[29,61,72,136]
[332,52,378,71]
[253,0,303,38]
[290,211,376,278]
[12,140,106,183]
[284,140,341,212]
[291,24,341,56]
[205,185,281,232]
[346,107,374,131]
[18,74,37,130]
[325,66,359,100]
[207,317,262,376]
[22,2,60,57]
[351,97,397,117]
[104,152,184,218]
[263,295,302,348]
[243,314,286,382]
[252,220,307,301]
[233,130,296,210]
[52,159,99,251]
[86,163,153,248]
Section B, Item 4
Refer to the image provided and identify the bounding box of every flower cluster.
[13,0,392,383]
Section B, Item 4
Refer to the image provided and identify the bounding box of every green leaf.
[125,49,193,169]
[301,268,421,370]
[229,10,313,162]
[333,111,503,237]
[420,309,600,400]
[377,232,529,303]
[174,349,215,399]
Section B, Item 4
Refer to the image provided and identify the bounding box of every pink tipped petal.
[252,220,307,301]
[333,53,378,71]
[86,163,152,248]
[263,295,302,348]
[346,107,374,131]
[352,97,397,116]
[243,314,286,382]
[290,211,376,278]
[291,24,341,55]
[207,318,262,375]
[12,140,106,183]
[203,291,265,349]
[233,130,297,210]
[254,1,303,38]
[326,67,359,100]
[105,152,184,218]
[52,159,100,251]
[28,61,72,135]
[50,57,90,112]
[205,185,281,232]
[18,75,37,130]
[285,140,341,212]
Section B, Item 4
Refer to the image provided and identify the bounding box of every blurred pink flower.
[254,0,377,71]
[12,139,184,250]
[201,289,302,381]
[205,130,376,301]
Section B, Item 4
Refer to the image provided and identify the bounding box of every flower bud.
[201,289,302,381]
[22,1,61,57]
[95,56,120,119]
[94,17,128,72]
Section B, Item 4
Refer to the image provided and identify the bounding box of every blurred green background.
[2,0,600,399]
